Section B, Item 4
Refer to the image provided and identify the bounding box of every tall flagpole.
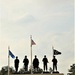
[8,46,10,75]
[52,46,54,57]
[30,35,33,74]
[52,46,54,72]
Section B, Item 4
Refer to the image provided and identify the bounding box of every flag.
[31,39,36,46]
[9,50,15,58]
[54,49,61,55]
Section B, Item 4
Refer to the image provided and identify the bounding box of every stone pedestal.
[10,73,64,75]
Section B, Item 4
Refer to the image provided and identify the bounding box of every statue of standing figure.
[14,56,19,73]
[42,55,48,72]
[23,56,29,72]
[52,56,58,72]
[33,55,39,72]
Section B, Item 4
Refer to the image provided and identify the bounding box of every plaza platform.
[10,73,64,75]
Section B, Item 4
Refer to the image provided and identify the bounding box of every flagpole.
[8,46,10,75]
[52,46,54,72]
[30,35,33,74]
[52,46,54,57]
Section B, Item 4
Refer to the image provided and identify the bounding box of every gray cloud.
[15,13,36,25]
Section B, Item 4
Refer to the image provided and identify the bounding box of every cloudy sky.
[0,0,74,75]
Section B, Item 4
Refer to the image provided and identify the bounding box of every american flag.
[31,39,36,46]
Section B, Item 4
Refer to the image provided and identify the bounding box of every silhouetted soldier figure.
[14,56,19,73]
[42,55,48,71]
[23,56,29,71]
[52,56,57,72]
[33,55,39,72]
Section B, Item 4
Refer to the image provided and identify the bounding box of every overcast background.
[0,0,74,75]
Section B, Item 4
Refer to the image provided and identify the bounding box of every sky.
[0,0,74,75]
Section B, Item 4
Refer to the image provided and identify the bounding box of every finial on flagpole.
[52,46,54,57]
[30,35,32,39]
[52,46,54,50]
[8,46,10,50]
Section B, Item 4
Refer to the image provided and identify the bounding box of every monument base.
[10,73,64,75]
[53,71,59,73]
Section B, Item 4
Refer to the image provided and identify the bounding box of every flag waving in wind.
[53,49,61,55]
[9,50,15,58]
[31,39,36,46]
[52,46,61,55]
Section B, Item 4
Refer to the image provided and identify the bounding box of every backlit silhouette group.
[14,55,57,73]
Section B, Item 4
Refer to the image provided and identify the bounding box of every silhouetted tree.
[1,66,15,75]
[49,67,53,74]
[67,64,75,75]
[29,65,43,73]
[19,67,25,73]
[0,70,2,75]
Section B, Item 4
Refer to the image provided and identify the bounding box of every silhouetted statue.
[52,56,58,72]
[33,55,39,71]
[42,55,48,71]
[14,56,19,72]
[23,56,29,71]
